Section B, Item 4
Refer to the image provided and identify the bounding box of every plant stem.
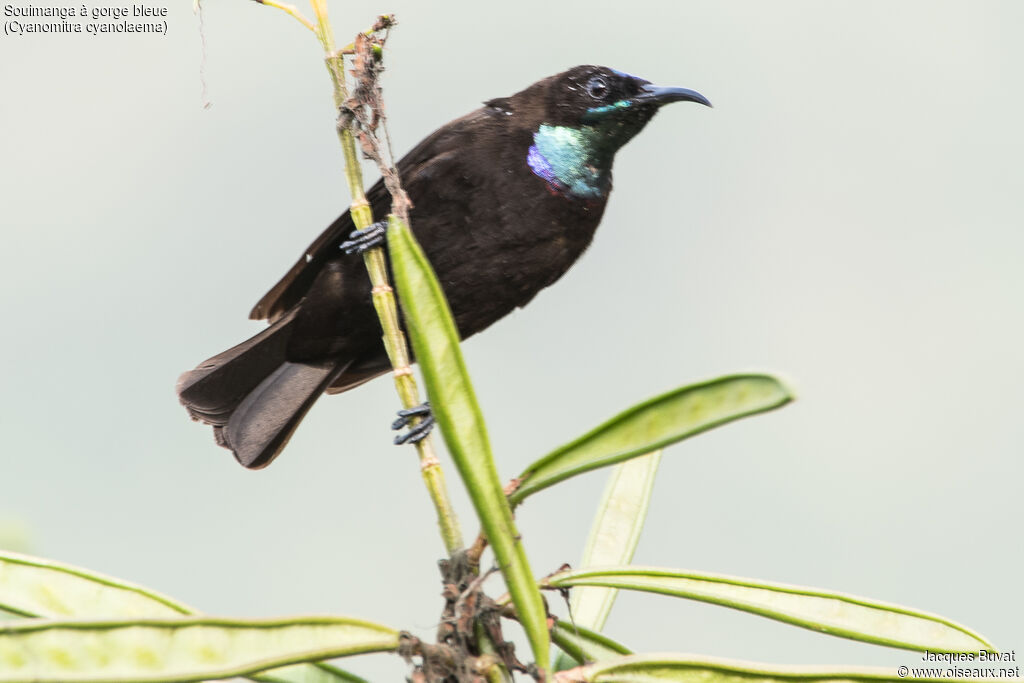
[307,3,464,555]
[475,622,515,682]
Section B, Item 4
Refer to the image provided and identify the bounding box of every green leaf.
[551,620,632,669]
[0,551,192,619]
[511,374,793,504]
[557,653,940,682]
[0,616,398,683]
[554,451,661,672]
[572,450,662,630]
[0,551,367,683]
[546,567,993,654]
[387,215,550,673]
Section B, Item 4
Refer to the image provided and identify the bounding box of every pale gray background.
[1,1,1021,680]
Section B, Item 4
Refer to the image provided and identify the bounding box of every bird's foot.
[340,220,387,255]
[392,402,434,445]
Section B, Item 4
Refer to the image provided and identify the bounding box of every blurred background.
[1,1,1021,679]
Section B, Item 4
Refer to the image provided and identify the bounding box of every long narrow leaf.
[546,567,993,654]
[511,375,793,504]
[554,451,661,672]
[555,653,947,682]
[551,620,632,669]
[0,551,192,618]
[0,616,398,683]
[572,451,662,629]
[0,551,366,683]
[387,215,550,673]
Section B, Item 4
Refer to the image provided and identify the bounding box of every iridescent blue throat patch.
[526,144,561,190]
[526,124,608,199]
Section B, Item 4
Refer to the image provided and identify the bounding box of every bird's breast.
[423,187,607,339]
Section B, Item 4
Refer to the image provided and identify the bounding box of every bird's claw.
[340,220,387,255]
[392,402,434,445]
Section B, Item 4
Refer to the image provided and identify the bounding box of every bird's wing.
[247,177,385,323]
[248,110,487,323]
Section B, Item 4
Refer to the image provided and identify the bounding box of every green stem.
[308,0,335,53]
[306,4,464,555]
[474,622,514,683]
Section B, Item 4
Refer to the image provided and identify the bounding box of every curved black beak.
[635,84,712,108]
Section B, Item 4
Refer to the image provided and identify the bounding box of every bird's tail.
[177,310,348,469]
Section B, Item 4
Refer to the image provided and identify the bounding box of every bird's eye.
[586,76,609,100]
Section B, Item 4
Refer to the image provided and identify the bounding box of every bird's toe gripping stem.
[340,220,388,255]
[392,402,434,445]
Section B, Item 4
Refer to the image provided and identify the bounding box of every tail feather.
[177,309,349,469]
[176,309,298,425]
[216,360,348,469]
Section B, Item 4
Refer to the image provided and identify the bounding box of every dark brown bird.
[177,65,710,469]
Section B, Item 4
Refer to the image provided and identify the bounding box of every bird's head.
[498,65,711,199]
[547,65,711,137]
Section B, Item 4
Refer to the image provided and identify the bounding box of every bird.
[177,64,710,470]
